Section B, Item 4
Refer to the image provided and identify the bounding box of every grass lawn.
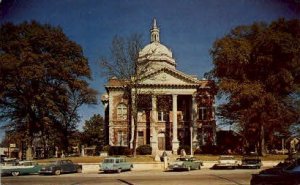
[35,154,288,164]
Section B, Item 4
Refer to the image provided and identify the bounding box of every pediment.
[140,68,199,85]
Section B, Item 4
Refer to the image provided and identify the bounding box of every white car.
[213,155,238,169]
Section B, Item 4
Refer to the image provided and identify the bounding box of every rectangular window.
[199,107,210,120]
[158,111,168,121]
[117,131,127,146]
[117,104,127,120]
[138,131,144,137]
[138,131,144,146]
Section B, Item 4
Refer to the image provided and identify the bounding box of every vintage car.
[100,157,133,173]
[212,155,238,169]
[250,159,300,185]
[1,161,42,176]
[239,155,262,169]
[39,159,82,175]
[168,157,202,171]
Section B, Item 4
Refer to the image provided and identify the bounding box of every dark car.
[39,160,82,175]
[239,155,262,169]
[250,159,300,185]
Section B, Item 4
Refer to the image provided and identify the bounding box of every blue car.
[100,157,133,173]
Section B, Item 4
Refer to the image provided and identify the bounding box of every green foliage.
[208,18,300,155]
[0,21,97,152]
[102,145,110,152]
[136,145,152,155]
[81,114,105,152]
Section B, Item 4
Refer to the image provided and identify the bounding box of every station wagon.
[100,157,133,173]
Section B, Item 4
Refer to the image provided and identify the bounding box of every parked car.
[250,159,300,185]
[1,161,42,176]
[100,157,133,173]
[168,157,202,171]
[212,155,238,169]
[39,160,82,175]
[239,155,262,169]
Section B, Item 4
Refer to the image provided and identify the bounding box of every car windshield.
[220,156,234,160]
[243,159,260,163]
[103,159,115,163]
[176,158,189,161]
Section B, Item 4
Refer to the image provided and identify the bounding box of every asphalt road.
[1,168,260,185]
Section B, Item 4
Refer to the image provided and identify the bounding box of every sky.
[0,0,299,133]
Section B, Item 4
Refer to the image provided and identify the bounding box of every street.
[1,168,260,185]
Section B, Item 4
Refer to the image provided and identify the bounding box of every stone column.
[192,94,198,144]
[151,95,158,155]
[130,93,136,149]
[172,94,179,154]
[189,94,198,156]
[130,115,134,149]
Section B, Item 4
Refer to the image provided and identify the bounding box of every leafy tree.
[207,18,300,155]
[81,114,105,153]
[0,21,97,158]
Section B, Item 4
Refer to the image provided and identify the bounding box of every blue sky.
[0,0,299,132]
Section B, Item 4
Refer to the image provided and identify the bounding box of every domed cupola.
[138,19,176,71]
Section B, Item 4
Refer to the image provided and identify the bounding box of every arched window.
[117,103,127,120]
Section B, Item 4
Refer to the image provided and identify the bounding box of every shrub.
[102,145,110,152]
[177,145,191,155]
[201,144,219,154]
[136,145,152,155]
[108,146,131,156]
[194,148,202,155]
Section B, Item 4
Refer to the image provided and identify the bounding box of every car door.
[60,160,70,172]
[66,160,76,172]
[115,158,121,170]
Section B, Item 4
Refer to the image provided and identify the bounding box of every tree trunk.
[258,122,266,156]
[132,116,138,157]
[132,97,138,157]
[26,138,33,160]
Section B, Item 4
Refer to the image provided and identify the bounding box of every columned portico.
[172,94,179,154]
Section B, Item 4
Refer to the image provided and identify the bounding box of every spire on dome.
[153,18,157,28]
[150,18,160,43]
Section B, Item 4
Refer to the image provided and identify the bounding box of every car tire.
[117,168,122,173]
[198,165,201,170]
[54,169,61,175]
[77,168,82,173]
[11,171,20,176]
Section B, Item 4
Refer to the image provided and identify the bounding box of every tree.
[100,34,152,157]
[81,114,105,154]
[0,21,97,158]
[207,18,300,155]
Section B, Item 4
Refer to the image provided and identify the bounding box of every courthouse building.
[102,19,216,154]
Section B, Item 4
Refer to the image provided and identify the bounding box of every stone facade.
[102,19,216,155]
